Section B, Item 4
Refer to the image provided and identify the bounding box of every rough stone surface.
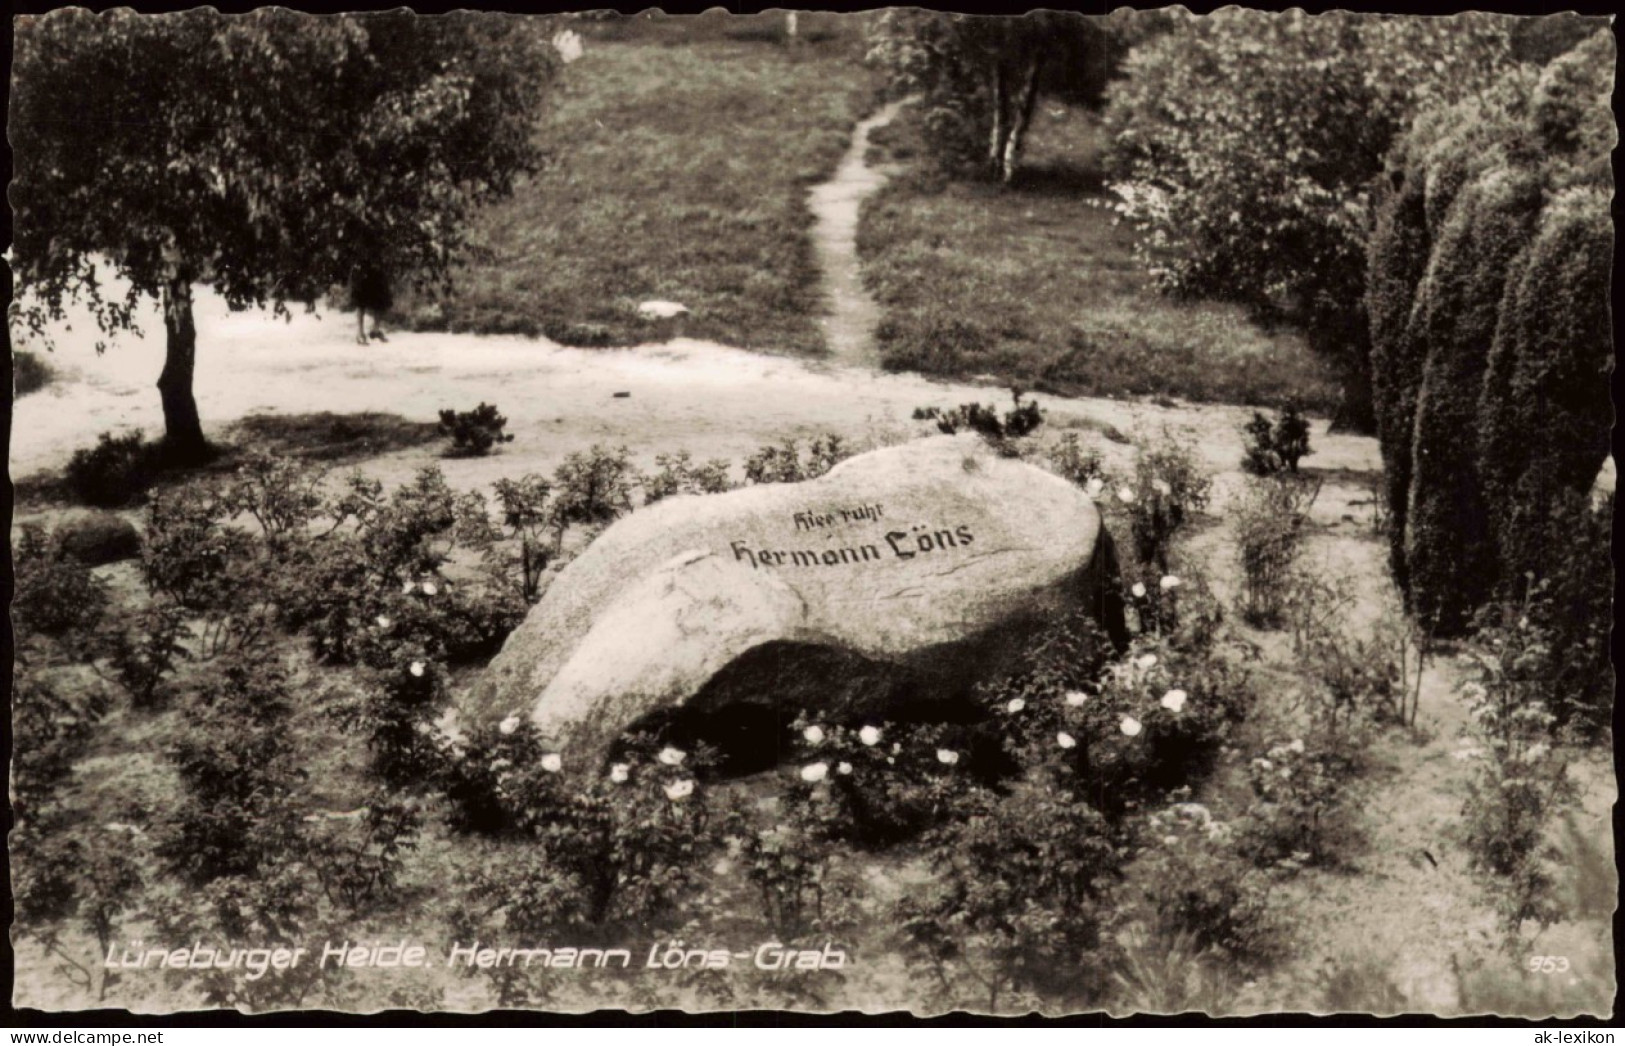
[467,434,1124,760]
[54,512,142,566]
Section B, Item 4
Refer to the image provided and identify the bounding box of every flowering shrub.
[273,468,519,665]
[1122,432,1211,573]
[897,776,1122,1013]
[987,635,1250,820]
[778,716,974,847]
[1236,733,1365,872]
[1129,796,1283,967]
[1045,431,1113,491]
[1457,605,1579,931]
[443,729,722,927]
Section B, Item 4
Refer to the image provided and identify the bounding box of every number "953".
[1528,955,1571,974]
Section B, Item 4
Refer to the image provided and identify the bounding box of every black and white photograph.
[6,3,1617,1020]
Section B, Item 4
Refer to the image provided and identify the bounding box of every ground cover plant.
[398,16,880,355]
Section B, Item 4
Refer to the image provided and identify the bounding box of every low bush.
[1130,800,1283,968]
[1234,477,1319,628]
[158,655,308,886]
[1241,407,1312,476]
[66,430,160,507]
[54,512,142,566]
[438,403,515,456]
[110,603,192,709]
[913,392,1044,452]
[641,451,734,505]
[219,451,327,545]
[141,484,274,659]
[1236,727,1368,872]
[1458,604,1580,932]
[446,728,724,928]
[742,434,852,485]
[897,776,1122,1013]
[1117,431,1212,574]
[14,349,53,396]
[546,445,636,547]
[12,524,110,650]
[1045,431,1112,491]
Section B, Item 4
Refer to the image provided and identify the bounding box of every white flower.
[1252,757,1273,771]
[402,580,416,594]
[498,715,521,735]
[1159,575,1181,591]
[1162,835,1180,846]
[664,779,695,801]
[1287,738,1306,754]
[540,753,563,774]
[1007,698,1026,713]
[1132,583,1148,598]
[1057,731,1077,749]
[712,858,733,877]
[657,746,687,766]
[422,581,438,596]
[801,762,829,783]
[803,724,826,745]
[1117,486,1136,504]
[892,742,902,754]
[837,761,853,775]
[1134,653,1158,670]
[1525,743,1548,761]
[376,615,393,630]
[609,763,630,783]
[936,748,960,766]
[1153,478,1173,496]
[859,725,882,746]
[1084,477,1105,498]
[1160,689,1188,713]
[409,661,426,678]
[1120,716,1143,737]
[1065,690,1089,707]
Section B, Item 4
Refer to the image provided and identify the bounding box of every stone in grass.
[636,300,690,320]
[467,434,1127,763]
[54,511,142,566]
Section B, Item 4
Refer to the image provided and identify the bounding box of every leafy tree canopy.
[10,9,556,456]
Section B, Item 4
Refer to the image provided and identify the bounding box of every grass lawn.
[858,104,1340,413]
[402,13,879,356]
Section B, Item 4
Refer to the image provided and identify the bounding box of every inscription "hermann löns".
[730,523,976,570]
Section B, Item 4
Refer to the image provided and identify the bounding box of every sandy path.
[9,270,1381,500]
[806,98,909,368]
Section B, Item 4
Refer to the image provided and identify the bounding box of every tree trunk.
[987,62,1008,177]
[158,277,210,464]
[1000,57,1043,185]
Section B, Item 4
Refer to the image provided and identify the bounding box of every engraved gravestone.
[466,434,1125,761]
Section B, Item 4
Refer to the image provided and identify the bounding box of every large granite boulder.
[466,434,1125,761]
